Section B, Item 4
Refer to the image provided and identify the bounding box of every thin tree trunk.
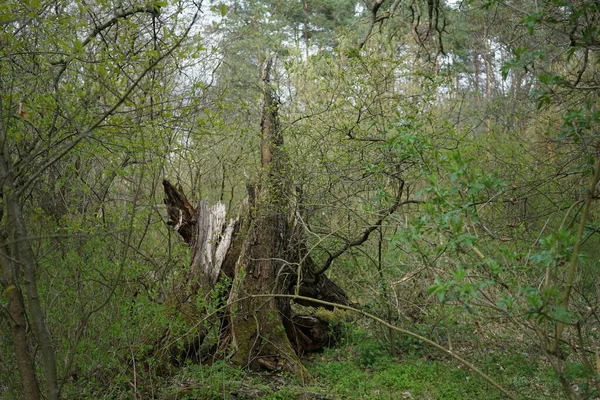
[483,26,492,100]
[0,251,40,400]
[0,122,59,400]
[484,54,492,100]
[482,25,492,134]
[472,51,480,94]
[303,1,310,60]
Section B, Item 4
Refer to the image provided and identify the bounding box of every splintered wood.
[190,200,236,285]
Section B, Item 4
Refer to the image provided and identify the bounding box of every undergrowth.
[151,324,561,400]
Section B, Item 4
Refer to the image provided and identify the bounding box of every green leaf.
[467,182,485,195]
[452,265,466,281]
[548,306,578,324]
[74,39,83,54]
[219,3,228,16]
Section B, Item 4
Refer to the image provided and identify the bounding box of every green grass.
[305,348,558,399]
[157,328,561,400]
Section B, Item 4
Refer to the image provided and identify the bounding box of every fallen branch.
[252,294,519,400]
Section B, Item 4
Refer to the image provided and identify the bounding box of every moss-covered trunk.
[227,57,306,376]
[227,210,304,374]
[161,58,350,372]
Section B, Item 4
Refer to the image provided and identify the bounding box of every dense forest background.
[1,0,599,399]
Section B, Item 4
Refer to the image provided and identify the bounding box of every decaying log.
[163,179,351,311]
[284,228,353,310]
[296,275,352,310]
[163,180,244,281]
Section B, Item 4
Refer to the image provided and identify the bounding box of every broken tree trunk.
[160,181,241,366]
[162,179,346,358]
[226,57,307,376]
[161,59,352,372]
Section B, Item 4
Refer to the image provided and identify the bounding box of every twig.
[359,0,387,49]
[315,180,409,275]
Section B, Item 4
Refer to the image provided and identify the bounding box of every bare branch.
[359,0,387,50]
[82,6,159,47]
[315,180,417,275]
[18,7,202,197]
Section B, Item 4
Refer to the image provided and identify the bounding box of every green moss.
[230,306,308,380]
[230,316,258,366]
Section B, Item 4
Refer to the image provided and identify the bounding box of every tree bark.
[226,58,307,376]
[0,113,57,399]
[0,256,40,400]
[160,60,352,370]
[161,180,241,364]
[162,178,348,355]
[472,51,480,94]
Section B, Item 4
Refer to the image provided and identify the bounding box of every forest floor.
[160,323,561,400]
